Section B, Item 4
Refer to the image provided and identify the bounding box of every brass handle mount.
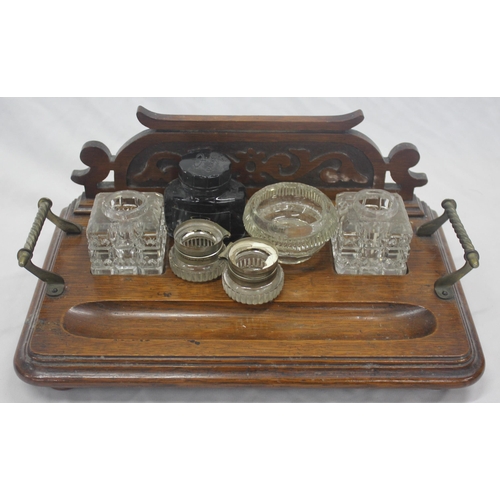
[417,199,479,300]
[17,198,83,297]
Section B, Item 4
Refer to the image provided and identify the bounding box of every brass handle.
[417,199,479,299]
[18,198,83,297]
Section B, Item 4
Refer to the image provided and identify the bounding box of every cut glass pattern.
[87,190,167,275]
[332,189,412,275]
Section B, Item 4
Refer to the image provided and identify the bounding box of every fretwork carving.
[71,107,427,208]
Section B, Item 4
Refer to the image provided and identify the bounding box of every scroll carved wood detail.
[227,148,369,187]
[131,151,182,184]
[71,107,427,202]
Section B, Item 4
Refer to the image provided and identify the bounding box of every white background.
[1,96,498,402]
[1,4,499,497]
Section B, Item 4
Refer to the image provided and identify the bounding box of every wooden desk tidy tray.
[15,108,484,388]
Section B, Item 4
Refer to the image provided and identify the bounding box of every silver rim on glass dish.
[169,219,230,282]
[221,238,284,305]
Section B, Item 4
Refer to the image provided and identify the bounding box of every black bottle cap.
[179,151,232,191]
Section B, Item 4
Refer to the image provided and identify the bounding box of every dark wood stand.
[14,109,484,388]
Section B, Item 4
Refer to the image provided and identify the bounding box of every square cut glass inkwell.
[87,190,167,275]
[332,189,413,275]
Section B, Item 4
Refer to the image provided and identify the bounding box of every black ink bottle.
[164,151,246,240]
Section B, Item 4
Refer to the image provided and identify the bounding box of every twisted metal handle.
[417,199,479,299]
[18,198,83,297]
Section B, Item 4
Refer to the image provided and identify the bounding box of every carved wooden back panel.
[72,106,427,205]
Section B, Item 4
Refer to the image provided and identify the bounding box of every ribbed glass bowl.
[243,182,338,264]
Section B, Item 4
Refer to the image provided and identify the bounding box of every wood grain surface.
[14,110,483,388]
[14,199,484,388]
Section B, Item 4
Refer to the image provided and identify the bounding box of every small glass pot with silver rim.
[169,219,230,282]
[221,238,284,305]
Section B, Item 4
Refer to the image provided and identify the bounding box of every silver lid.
[222,238,280,285]
[173,219,230,261]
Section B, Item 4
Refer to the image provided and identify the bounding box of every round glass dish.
[221,238,284,305]
[243,182,338,264]
[169,219,229,282]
